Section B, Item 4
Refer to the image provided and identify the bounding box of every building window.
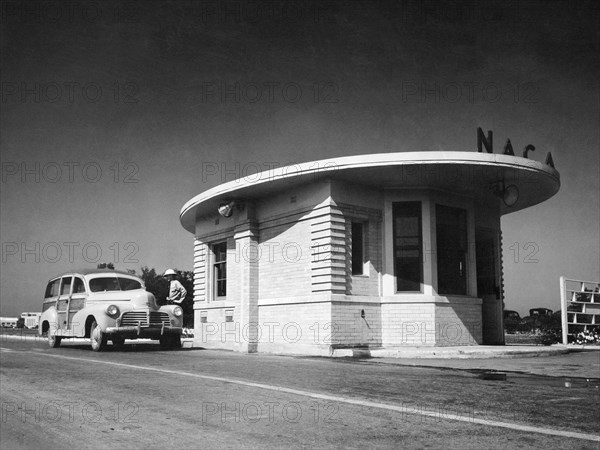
[225,309,234,323]
[351,222,364,275]
[436,204,468,295]
[393,202,422,292]
[213,242,227,298]
[200,311,207,323]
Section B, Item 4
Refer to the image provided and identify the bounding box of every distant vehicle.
[529,308,553,317]
[0,317,18,328]
[21,312,41,329]
[521,307,555,329]
[503,310,521,321]
[39,269,183,351]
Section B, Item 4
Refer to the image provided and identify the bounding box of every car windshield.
[89,277,142,292]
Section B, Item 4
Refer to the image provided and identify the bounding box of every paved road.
[373,349,600,379]
[1,339,599,449]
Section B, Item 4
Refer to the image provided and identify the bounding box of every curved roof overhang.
[180,152,560,234]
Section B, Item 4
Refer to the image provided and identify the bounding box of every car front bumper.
[105,325,182,339]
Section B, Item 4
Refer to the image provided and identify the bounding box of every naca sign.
[477,127,555,168]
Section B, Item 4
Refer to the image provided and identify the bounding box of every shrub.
[573,330,600,345]
[539,327,561,345]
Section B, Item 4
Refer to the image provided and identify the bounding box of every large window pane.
[73,277,86,294]
[351,222,364,275]
[60,277,72,295]
[393,202,422,292]
[213,242,227,298]
[45,279,60,298]
[436,204,468,295]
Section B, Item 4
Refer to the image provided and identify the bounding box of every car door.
[41,278,61,333]
[56,275,73,333]
[67,276,87,333]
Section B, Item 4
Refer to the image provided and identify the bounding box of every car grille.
[150,312,170,326]
[120,311,170,327]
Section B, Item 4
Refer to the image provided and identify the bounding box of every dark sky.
[1,0,599,316]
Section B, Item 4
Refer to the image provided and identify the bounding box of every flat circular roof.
[180,152,560,233]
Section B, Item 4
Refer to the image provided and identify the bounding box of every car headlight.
[106,305,119,317]
[173,306,183,317]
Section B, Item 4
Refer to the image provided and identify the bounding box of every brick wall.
[256,300,333,355]
[258,220,312,299]
[194,306,241,351]
[310,203,346,294]
[193,239,207,302]
[434,299,482,346]
[330,301,382,346]
[380,297,482,346]
[381,302,437,346]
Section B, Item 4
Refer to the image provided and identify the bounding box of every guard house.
[180,150,560,355]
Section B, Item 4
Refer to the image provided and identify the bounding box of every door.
[43,278,61,331]
[436,204,468,295]
[56,276,73,333]
[67,276,87,332]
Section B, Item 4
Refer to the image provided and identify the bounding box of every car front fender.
[82,304,117,332]
[159,305,184,327]
[39,309,58,335]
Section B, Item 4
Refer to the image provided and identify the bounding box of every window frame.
[393,201,423,293]
[212,241,227,299]
[72,277,87,295]
[60,276,73,296]
[351,221,366,276]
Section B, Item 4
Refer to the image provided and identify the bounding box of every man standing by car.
[163,269,187,305]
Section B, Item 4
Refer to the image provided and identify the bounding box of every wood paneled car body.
[39,269,183,351]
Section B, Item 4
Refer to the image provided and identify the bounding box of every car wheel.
[159,335,170,349]
[112,335,125,347]
[48,331,61,348]
[90,321,107,352]
[170,335,182,349]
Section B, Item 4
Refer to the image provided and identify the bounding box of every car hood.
[91,290,159,310]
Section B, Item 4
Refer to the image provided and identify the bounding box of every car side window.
[73,277,86,294]
[60,277,73,296]
[44,279,60,298]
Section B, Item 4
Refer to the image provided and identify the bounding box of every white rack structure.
[560,277,600,344]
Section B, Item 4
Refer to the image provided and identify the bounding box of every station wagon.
[39,269,183,351]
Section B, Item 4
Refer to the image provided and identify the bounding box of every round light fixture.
[218,201,235,217]
[503,184,519,207]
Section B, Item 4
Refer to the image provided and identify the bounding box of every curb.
[330,345,571,359]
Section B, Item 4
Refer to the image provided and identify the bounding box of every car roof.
[48,268,140,280]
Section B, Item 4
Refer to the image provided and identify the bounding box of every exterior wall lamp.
[218,200,236,217]
[491,182,519,207]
